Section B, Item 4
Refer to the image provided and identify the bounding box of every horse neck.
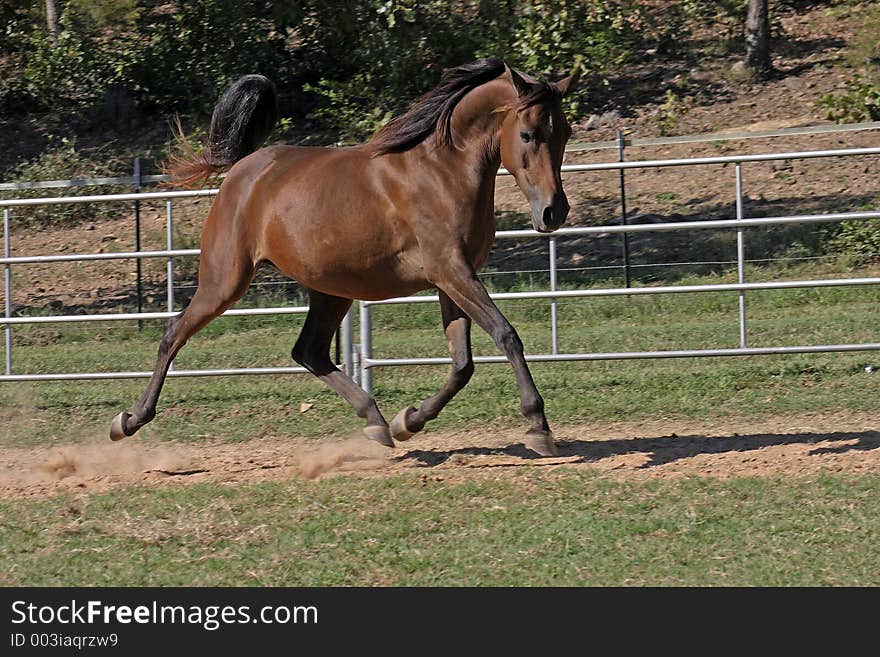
[444,77,513,182]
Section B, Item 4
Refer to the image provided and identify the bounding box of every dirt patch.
[2,410,878,499]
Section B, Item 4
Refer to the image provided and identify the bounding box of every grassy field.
[1,471,877,586]
[2,261,880,586]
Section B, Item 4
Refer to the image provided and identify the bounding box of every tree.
[45,0,59,45]
[744,0,773,77]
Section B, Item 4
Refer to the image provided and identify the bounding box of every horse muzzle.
[530,192,570,233]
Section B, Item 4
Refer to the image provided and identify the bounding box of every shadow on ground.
[397,428,880,470]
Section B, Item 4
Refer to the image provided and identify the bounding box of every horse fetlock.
[520,394,545,419]
[109,405,157,441]
[390,406,422,442]
[130,405,156,426]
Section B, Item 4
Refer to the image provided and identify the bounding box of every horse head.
[498,64,580,233]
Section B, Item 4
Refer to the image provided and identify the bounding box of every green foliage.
[0,1,38,56]
[304,0,645,140]
[820,75,880,123]
[675,0,749,38]
[22,20,123,108]
[303,0,503,141]
[303,76,395,143]
[819,4,880,123]
[64,0,140,28]
[134,1,293,112]
[9,1,294,115]
[826,218,880,266]
[4,1,654,141]
[655,89,689,136]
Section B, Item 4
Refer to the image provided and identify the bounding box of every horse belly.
[260,205,427,301]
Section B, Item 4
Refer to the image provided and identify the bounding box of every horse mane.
[371,57,536,156]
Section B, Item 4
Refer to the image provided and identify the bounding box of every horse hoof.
[390,406,419,442]
[109,412,132,442]
[363,425,395,448]
[524,430,558,457]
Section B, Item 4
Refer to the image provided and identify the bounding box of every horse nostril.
[542,206,554,228]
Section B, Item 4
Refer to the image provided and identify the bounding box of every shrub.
[826,218,880,266]
[820,74,880,123]
[819,4,880,123]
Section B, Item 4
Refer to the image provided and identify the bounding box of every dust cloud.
[0,442,188,486]
[292,437,392,479]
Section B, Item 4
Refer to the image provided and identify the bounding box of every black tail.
[167,75,279,187]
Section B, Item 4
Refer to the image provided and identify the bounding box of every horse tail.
[166,74,279,187]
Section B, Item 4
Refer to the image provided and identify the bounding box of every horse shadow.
[396,428,880,470]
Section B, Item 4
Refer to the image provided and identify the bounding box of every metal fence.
[2,127,880,392]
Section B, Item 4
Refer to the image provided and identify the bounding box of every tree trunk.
[45,0,59,46]
[745,0,773,77]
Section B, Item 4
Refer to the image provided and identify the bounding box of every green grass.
[2,262,880,447]
[1,471,877,586]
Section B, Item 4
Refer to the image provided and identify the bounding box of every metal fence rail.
[2,140,879,388]
[357,144,880,393]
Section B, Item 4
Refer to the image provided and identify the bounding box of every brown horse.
[109,58,579,456]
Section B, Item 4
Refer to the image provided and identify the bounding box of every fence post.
[549,236,559,354]
[618,129,631,288]
[735,162,747,348]
[166,200,175,371]
[3,208,11,375]
[352,344,361,386]
[134,157,143,330]
[359,302,372,394]
[341,308,354,376]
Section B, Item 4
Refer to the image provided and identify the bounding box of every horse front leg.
[390,291,474,441]
[430,258,557,457]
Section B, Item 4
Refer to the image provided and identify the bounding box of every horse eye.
[520,131,532,143]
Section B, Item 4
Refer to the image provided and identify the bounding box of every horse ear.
[504,63,532,98]
[553,66,582,97]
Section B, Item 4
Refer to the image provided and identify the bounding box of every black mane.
[370,58,509,156]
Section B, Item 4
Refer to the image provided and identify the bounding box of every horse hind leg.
[109,248,255,440]
[390,292,473,442]
[292,290,393,447]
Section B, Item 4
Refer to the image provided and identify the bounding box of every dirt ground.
[1,410,878,500]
